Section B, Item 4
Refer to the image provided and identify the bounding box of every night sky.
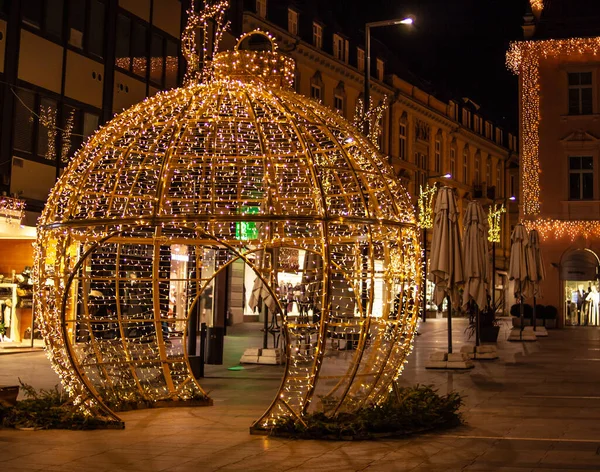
[332,0,529,131]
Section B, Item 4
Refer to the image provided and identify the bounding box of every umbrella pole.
[520,296,524,341]
[263,307,269,349]
[533,296,537,331]
[475,305,480,348]
[447,295,453,354]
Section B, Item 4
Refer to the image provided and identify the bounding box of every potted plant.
[0,321,4,341]
[465,297,503,343]
[510,303,533,327]
[544,305,558,329]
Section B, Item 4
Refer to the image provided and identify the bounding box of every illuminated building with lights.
[508,0,600,326]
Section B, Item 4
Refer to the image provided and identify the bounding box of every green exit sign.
[235,206,259,240]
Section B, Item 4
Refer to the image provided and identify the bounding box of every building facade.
[509,0,600,326]
[0,0,182,226]
[0,0,518,324]
[238,0,519,313]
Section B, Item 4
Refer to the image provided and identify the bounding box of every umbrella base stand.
[508,327,538,342]
[425,351,475,369]
[533,326,548,337]
[460,344,499,360]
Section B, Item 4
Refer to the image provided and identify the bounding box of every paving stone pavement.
[2,318,600,471]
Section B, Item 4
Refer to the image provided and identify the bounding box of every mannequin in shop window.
[589,285,599,326]
[575,284,587,325]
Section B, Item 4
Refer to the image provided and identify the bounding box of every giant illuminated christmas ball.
[34,30,421,429]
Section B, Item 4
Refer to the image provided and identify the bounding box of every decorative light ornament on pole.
[34,1,422,431]
[488,203,505,308]
[419,173,450,321]
[363,16,414,136]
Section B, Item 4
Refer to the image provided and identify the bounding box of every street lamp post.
[364,17,413,136]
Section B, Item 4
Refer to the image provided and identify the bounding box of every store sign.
[236,206,259,240]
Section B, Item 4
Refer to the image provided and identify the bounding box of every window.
[150,33,165,85]
[22,0,42,29]
[87,0,105,57]
[13,90,35,154]
[462,147,469,184]
[256,0,267,18]
[462,109,471,127]
[310,84,321,101]
[287,9,298,35]
[569,156,594,200]
[334,95,344,114]
[68,0,104,57]
[23,0,65,38]
[399,121,407,160]
[485,122,493,139]
[46,0,64,37]
[357,48,364,72]
[568,72,593,115]
[165,39,179,89]
[61,107,100,162]
[115,14,131,70]
[116,13,172,83]
[486,157,492,184]
[474,154,480,184]
[69,0,85,48]
[419,153,427,170]
[510,174,515,199]
[311,72,323,102]
[313,23,322,49]
[83,112,100,139]
[131,22,148,78]
[37,97,58,160]
[474,116,481,134]
[450,148,456,179]
[376,59,384,81]
[496,166,502,196]
[434,137,441,173]
[495,128,503,145]
[333,34,348,62]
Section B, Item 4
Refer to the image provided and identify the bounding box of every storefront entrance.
[561,249,600,326]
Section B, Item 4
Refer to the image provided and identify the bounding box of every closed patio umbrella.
[428,186,464,353]
[462,200,489,346]
[527,229,546,330]
[509,224,531,339]
[248,250,280,348]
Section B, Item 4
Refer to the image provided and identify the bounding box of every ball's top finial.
[213,30,296,89]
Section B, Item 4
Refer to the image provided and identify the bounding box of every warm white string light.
[34,2,421,430]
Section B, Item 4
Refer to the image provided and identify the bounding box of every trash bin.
[206,326,224,365]
[188,355,204,379]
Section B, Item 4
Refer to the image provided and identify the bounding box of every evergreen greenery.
[269,384,463,440]
[0,381,123,430]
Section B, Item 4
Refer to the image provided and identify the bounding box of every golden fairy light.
[487,204,505,243]
[524,219,600,241]
[353,96,388,151]
[34,1,420,431]
[529,0,544,14]
[507,37,600,238]
[417,184,437,229]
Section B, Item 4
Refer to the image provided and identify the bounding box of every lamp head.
[509,196,516,201]
[442,173,451,179]
[399,17,414,25]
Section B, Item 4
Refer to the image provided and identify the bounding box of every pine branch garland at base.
[267,385,463,440]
